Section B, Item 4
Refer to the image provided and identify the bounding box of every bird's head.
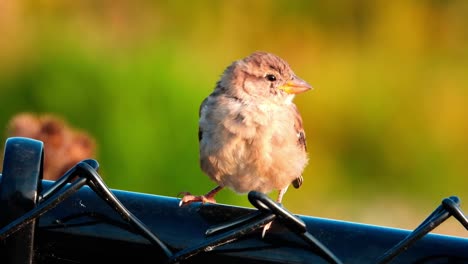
[219,51,312,103]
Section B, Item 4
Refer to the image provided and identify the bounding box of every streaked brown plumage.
[180,52,311,212]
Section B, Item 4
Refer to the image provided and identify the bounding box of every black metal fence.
[1,137,468,263]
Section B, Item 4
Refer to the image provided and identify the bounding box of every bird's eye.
[265,74,277,82]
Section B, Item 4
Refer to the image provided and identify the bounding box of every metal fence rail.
[1,137,468,264]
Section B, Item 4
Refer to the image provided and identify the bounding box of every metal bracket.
[0,137,44,264]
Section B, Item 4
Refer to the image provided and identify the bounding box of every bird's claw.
[178,192,217,207]
[262,221,273,238]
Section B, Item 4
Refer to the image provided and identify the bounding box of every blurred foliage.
[1,0,468,236]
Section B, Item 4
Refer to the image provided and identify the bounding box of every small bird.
[5,112,97,181]
[180,52,311,233]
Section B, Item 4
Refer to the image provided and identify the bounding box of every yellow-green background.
[1,1,467,237]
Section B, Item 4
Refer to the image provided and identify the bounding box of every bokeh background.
[1,0,467,237]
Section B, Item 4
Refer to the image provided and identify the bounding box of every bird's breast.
[199,103,307,193]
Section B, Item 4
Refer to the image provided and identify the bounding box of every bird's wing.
[292,104,306,189]
[198,97,209,142]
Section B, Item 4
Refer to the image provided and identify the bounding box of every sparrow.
[5,112,97,181]
[180,52,311,233]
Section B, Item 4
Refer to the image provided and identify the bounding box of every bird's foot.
[178,192,217,207]
[262,221,273,238]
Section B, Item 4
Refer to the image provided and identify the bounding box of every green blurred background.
[1,0,467,236]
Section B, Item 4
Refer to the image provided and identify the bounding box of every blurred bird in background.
[4,113,97,181]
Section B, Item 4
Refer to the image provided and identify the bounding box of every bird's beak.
[279,76,312,94]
